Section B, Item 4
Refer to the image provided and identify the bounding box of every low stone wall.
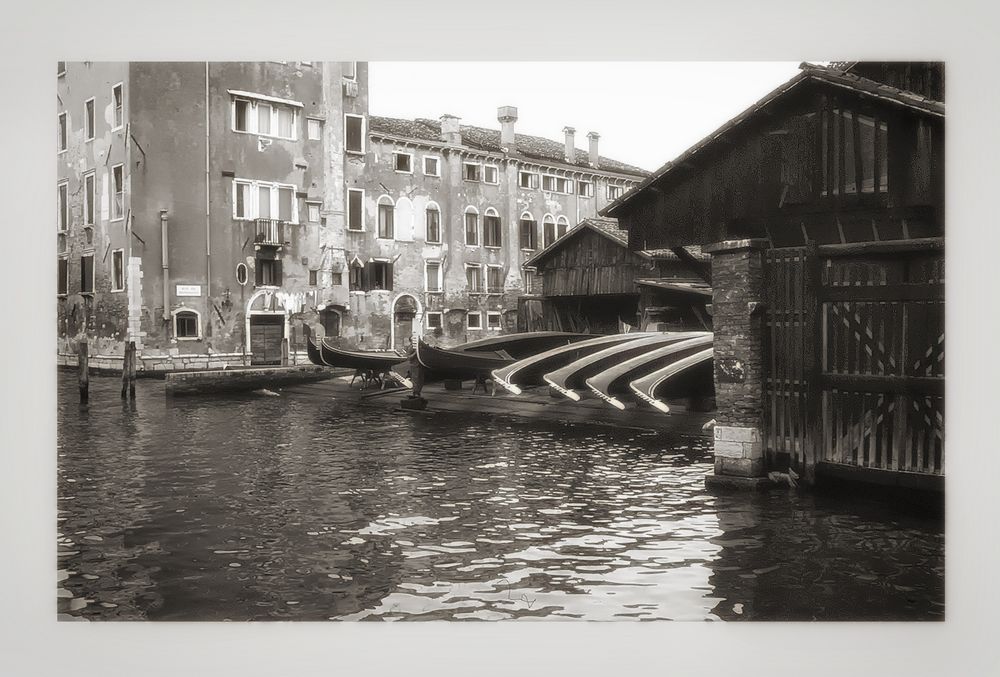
[57,350,313,375]
[165,365,336,397]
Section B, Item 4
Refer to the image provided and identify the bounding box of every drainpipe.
[205,62,212,306]
[160,210,170,322]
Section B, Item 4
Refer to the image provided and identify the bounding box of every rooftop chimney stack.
[587,131,600,169]
[440,114,462,145]
[498,105,518,151]
[563,127,576,163]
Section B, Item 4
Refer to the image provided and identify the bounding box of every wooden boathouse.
[518,217,712,334]
[604,62,944,491]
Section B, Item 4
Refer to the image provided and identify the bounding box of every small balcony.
[254,219,286,249]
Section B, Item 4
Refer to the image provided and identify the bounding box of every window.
[463,162,480,182]
[255,258,282,286]
[542,175,573,194]
[394,152,413,173]
[112,83,123,129]
[483,165,499,184]
[307,202,321,223]
[425,204,441,243]
[80,254,94,294]
[58,182,68,232]
[426,312,442,330]
[483,209,502,248]
[423,156,440,177]
[111,249,125,292]
[58,257,68,295]
[487,265,503,293]
[377,196,394,239]
[519,171,538,189]
[345,114,365,153]
[467,311,482,330]
[519,213,537,250]
[236,262,249,285]
[543,215,556,249]
[369,260,392,291]
[58,112,67,152]
[307,118,322,141]
[309,269,318,286]
[174,310,200,339]
[342,61,357,80]
[231,95,299,140]
[83,172,95,225]
[84,98,95,141]
[607,185,624,200]
[556,216,570,239]
[232,179,298,222]
[348,188,364,231]
[487,311,502,330]
[425,261,442,292]
[349,261,364,291]
[331,272,342,286]
[822,109,889,195]
[111,164,124,220]
[464,207,479,246]
[465,264,482,292]
[578,181,594,197]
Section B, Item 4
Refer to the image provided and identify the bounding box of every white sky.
[369,62,802,172]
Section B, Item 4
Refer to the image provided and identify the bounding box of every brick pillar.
[703,239,769,483]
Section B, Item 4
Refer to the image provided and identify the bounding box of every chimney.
[587,131,600,168]
[563,127,576,163]
[440,114,462,145]
[498,105,518,151]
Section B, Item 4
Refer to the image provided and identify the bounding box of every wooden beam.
[820,374,944,397]
[819,283,943,302]
[818,236,943,257]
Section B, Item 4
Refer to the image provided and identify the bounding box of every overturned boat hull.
[454,331,592,359]
[585,336,714,410]
[415,339,514,380]
[630,348,715,413]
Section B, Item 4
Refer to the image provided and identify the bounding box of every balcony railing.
[254,219,286,247]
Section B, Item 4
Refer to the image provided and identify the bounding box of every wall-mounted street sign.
[176,284,202,297]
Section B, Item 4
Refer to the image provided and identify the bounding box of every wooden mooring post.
[78,340,89,403]
[121,341,137,400]
[280,337,290,367]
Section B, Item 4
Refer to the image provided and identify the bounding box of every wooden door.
[250,314,284,365]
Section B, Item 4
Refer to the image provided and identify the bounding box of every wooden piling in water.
[78,340,89,403]
[127,341,137,399]
[281,337,290,366]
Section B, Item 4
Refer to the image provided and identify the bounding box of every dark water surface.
[57,374,944,621]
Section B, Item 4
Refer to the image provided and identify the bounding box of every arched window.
[425,201,441,244]
[518,211,537,250]
[556,215,570,239]
[464,206,480,246]
[377,195,394,239]
[483,207,502,248]
[172,308,201,340]
[542,214,556,249]
[349,259,365,292]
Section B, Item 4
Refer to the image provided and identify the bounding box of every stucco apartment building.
[56,61,647,369]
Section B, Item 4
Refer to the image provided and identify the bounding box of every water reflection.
[57,375,943,621]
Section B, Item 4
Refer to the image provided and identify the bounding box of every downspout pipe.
[205,62,212,305]
[160,210,170,322]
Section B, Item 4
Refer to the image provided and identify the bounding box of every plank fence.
[763,238,944,484]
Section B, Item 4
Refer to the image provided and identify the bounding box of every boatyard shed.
[604,62,945,491]
[519,217,711,334]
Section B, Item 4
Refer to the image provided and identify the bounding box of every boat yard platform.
[281,374,715,436]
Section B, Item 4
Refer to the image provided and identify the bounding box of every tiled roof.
[602,62,945,217]
[523,217,709,269]
[369,116,649,178]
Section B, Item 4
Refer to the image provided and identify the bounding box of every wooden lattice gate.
[764,239,945,485]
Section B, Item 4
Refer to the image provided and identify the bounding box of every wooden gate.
[249,314,285,366]
[764,239,944,485]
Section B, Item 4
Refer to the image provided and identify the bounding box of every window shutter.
[274,259,283,286]
[255,260,263,286]
[362,263,370,292]
[386,261,394,291]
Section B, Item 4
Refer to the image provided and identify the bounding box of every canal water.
[57,374,944,621]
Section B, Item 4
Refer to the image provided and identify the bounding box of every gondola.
[584,336,714,410]
[543,331,710,401]
[414,338,514,380]
[491,332,658,395]
[454,331,592,359]
[308,338,412,389]
[629,348,715,413]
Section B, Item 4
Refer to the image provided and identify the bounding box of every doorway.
[249,314,284,365]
